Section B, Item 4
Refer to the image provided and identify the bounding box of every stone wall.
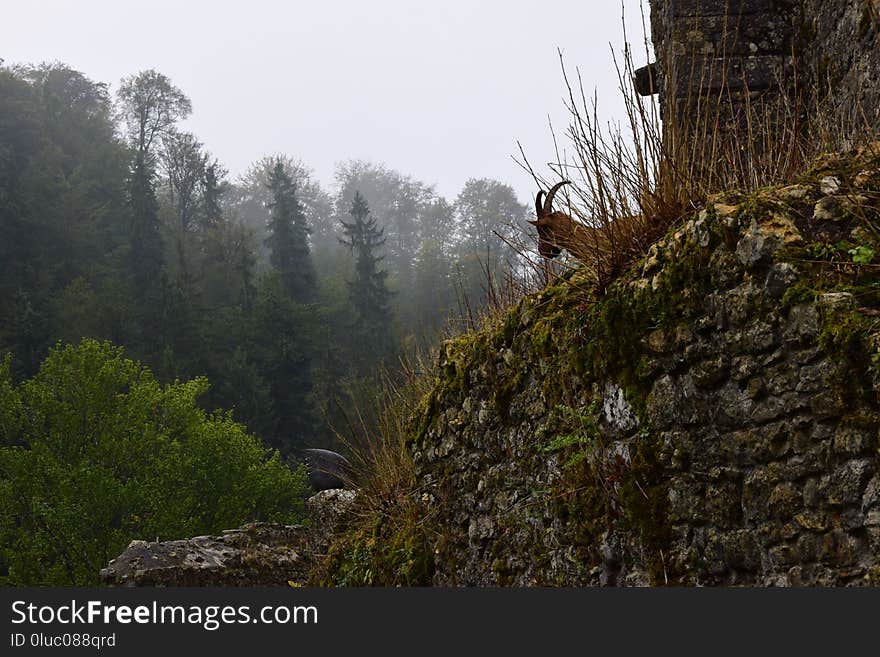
[645,0,798,148]
[407,145,880,586]
[800,0,880,133]
[648,1,797,97]
[645,1,880,143]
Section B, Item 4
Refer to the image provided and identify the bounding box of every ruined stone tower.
[641,0,880,149]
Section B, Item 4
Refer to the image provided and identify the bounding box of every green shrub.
[0,339,308,585]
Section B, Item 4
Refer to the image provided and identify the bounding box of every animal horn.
[543,180,571,215]
[535,190,545,217]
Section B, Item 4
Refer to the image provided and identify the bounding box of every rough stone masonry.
[642,1,880,146]
[410,144,880,586]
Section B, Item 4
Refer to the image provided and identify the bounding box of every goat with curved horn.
[529,180,584,260]
[529,180,643,264]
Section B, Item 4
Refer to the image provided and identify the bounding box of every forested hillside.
[0,62,533,456]
[0,61,539,584]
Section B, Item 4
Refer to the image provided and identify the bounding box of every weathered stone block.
[821,459,875,507]
[769,482,802,519]
[783,304,820,344]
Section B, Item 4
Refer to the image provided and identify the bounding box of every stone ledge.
[102,490,357,586]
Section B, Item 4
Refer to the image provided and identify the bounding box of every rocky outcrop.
[392,145,880,586]
[102,490,356,586]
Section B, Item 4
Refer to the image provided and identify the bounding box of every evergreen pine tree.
[249,273,317,455]
[265,160,316,303]
[128,151,165,318]
[129,151,163,286]
[118,70,191,350]
[203,162,223,229]
[340,191,394,368]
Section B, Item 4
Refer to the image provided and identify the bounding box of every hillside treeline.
[0,62,533,455]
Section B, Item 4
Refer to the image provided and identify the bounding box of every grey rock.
[822,459,875,507]
[814,196,843,221]
[764,262,799,298]
[819,292,856,311]
[101,490,357,586]
[820,176,841,195]
[101,523,309,587]
[602,383,640,434]
[783,304,819,344]
[736,219,772,267]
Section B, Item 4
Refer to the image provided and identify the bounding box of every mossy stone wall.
[408,145,880,586]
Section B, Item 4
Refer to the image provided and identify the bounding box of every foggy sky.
[1,0,653,203]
